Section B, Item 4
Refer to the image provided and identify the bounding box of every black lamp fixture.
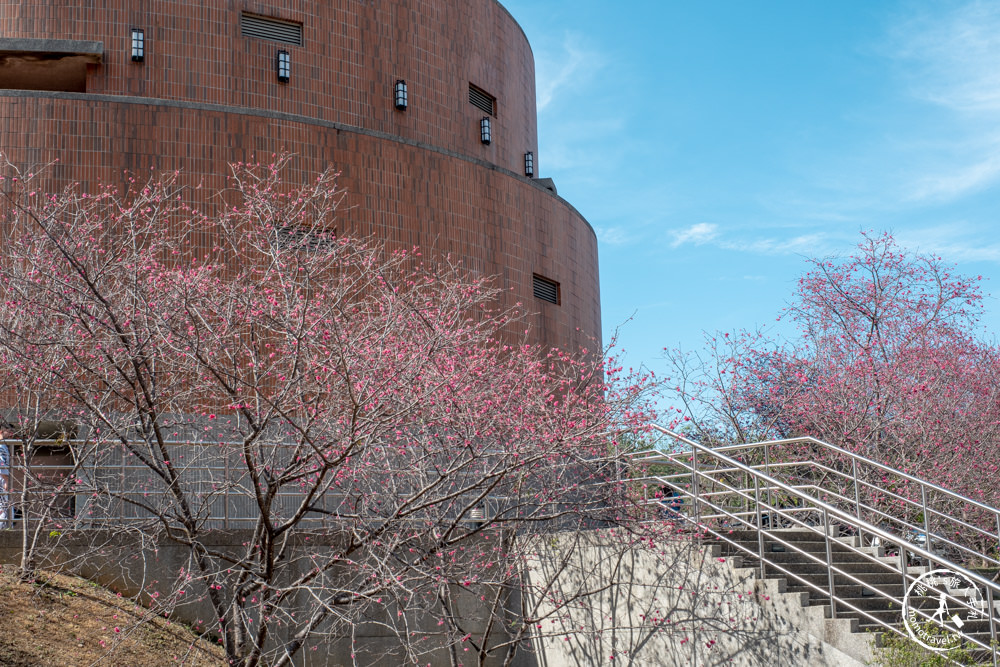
[276,50,290,83]
[394,80,408,110]
[130,28,144,62]
[480,117,492,145]
[524,151,534,178]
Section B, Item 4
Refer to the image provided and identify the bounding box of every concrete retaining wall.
[0,527,873,665]
[525,530,871,666]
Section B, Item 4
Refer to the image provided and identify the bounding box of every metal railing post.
[645,482,654,523]
[691,443,701,526]
[996,513,1000,569]
[763,442,773,524]
[921,485,932,566]
[754,475,766,579]
[898,542,908,620]
[852,458,863,546]
[823,507,836,619]
[989,585,998,667]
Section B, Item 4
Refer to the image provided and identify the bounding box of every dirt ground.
[0,566,225,666]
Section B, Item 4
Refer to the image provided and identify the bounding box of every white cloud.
[762,1,1000,220]
[891,2,1000,114]
[712,274,768,283]
[534,33,603,112]
[906,151,1000,201]
[539,116,628,171]
[667,225,836,257]
[886,1,1000,201]
[894,222,1000,263]
[670,223,718,248]
[721,233,832,257]
[719,223,1000,265]
[595,226,633,246]
[529,30,632,181]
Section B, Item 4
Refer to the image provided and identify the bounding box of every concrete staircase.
[635,427,1000,665]
[716,529,999,663]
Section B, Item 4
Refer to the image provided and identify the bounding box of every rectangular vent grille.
[275,227,334,252]
[241,13,303,46]
[469,84,496,116]
[533,275,560,304]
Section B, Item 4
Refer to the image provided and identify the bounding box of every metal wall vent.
[533,275,560,304]
[469,84,496,116]
[275,226,334,252]
[241,13,303,46]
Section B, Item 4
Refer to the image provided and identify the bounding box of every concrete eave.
[0,38,103,63]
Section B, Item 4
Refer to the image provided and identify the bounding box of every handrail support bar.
[754,475,765,579]
[823,506,836,620]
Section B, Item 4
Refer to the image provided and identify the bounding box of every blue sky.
[502,0,1000,376]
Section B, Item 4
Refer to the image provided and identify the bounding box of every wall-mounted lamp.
[276,50,290,83]
[480,117,492,145]
[394,80,408,110]
[524,151,534,178]
[131,28,145,62]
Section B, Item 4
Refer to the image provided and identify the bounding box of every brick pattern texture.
[0,0,601,352]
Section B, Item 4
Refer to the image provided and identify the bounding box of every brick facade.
[0,0,601,351]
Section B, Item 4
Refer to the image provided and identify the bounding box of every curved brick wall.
[0,0,600,352]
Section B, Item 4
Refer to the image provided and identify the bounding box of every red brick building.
[0,0,601,351]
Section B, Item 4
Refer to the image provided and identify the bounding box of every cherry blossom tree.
[666,232,1000,552]
[0,156,711,666]
[0,177,121,583]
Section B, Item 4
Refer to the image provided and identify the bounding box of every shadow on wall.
[524,528,867,666]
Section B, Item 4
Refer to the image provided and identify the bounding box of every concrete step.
[718,537,885,559]
[719,529,863,547]
[726,548,888,567]
[822,607,902,626]
[806,594,930,612]
[804,595,985,627]
[785,581,905,600]
[773,570,925,589]
[754,560,911,576]
[866,622,1000,642]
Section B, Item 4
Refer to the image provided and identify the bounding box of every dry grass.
[0,566,225,666]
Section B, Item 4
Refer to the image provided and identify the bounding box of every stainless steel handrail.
[638,426,1000,665]
[638,429,1000,568]
[648,426,1000,593]
[767,457,1000,546]
[676,434,1000,516]
[646,481,964,644]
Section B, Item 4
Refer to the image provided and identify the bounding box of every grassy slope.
[0,566,224,666]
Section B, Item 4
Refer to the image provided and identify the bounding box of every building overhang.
[0,39,103,92]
